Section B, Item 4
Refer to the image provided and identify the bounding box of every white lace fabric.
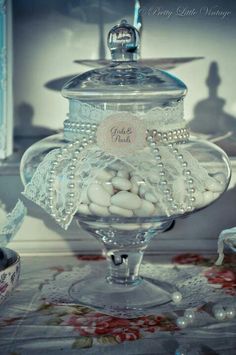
[67,100,185,132]
[215,227,236,265]
[0,200,27,247]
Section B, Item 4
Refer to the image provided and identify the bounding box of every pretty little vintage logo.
[139,5,231,20]
[96,114,146,156]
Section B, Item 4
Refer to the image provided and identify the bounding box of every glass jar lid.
[62,20,187,101]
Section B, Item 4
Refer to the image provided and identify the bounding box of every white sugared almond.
[77,204,91,215]
[111,177,132,191]
[80,190,90,204]
[203,191,215,204]
[213,172,227,185]
[111,191,141,210]
[194,191,205,208]
[87,183,111,207]
[109,205,133,217]
[145,192,158,203]
[89,203,110,216]
[102,182,114,195]
[130,177,139,194]
[205,178,224,192]
[117,169,129,179]
[134,199,155,217]
[95,169,114,181]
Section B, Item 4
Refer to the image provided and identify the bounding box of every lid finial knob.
[107,19,140,62]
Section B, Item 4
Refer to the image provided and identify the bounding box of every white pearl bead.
[184,309,195,324]
[176,317,187,329]
[153,148,159,154]
[49,169,55,175]
[52,161,58,167]
[225,306,236,319]
[213,305,226,321]
[172,291,182,304]
[67,192,75,198]
[47,178,54,184]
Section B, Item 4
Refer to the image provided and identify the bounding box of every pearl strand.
[46,130,96,225]
[64,120,97,134]
[146,134,175,214]
[147,128,189,144]
[168,144,195,214]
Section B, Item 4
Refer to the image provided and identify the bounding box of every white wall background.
[13,0,236,129]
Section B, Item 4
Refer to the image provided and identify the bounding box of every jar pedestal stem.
[105,248,144,286]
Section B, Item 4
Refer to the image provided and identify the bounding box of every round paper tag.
[96,114,147,156]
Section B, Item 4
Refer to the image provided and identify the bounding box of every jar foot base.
[69,276,176,318]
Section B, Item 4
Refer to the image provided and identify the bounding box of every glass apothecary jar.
[20,20,231,317]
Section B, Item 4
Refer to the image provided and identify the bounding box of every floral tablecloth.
[0,253,236,355]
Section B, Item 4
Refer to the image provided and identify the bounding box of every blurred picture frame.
[0,0,13,159]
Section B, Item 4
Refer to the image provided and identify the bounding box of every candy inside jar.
[69,138,229,229]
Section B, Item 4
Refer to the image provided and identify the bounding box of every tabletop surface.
[0,252,236,355]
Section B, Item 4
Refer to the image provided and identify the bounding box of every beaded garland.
[46,126,97,227]
[64,119,190,145]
